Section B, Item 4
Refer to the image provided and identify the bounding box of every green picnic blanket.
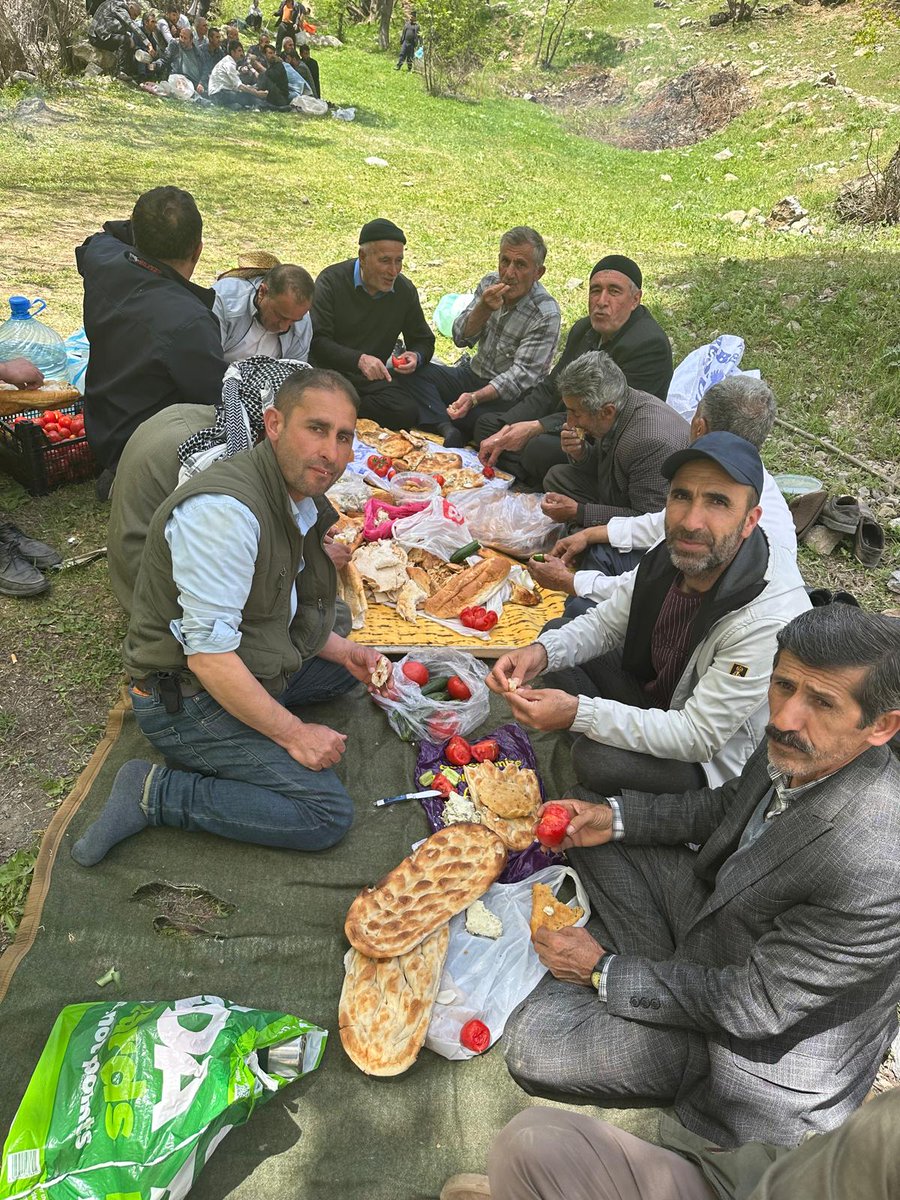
[0,690,663,1198]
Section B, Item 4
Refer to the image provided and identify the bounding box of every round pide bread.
[345,824,508,959]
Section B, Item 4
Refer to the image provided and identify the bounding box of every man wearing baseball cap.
[476,254,673,485]
[489,431,810,795]
[309,218,435,429]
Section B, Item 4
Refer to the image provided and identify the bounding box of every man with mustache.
[73,369,389,866]
[488,432,809,795]
[498,604,900,1154]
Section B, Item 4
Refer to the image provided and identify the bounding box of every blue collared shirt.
[164,491,318,656]
[353,257,395,298]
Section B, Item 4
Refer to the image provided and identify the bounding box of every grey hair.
[500,226,547,268]
[557,351,629,415]
[265,263,315,304]
[698,376,777,450]
[775,606,900,727]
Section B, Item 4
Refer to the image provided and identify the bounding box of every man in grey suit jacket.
[504,604,900,1149]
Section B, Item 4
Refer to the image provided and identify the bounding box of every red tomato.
[366,454,392,477]
[536,803,571,847]
[426,713,461,741]
[471,738,499,762]
[42,422,59,435]
[42,410,60,424]
[401,660,430,686]
[433,474,445,487]
[57,414,72,429]
[391,354,405,367]
[431,773,453,798]
[45,429,63,443]
[460,1019,491,1053]
[445,735,473,766]
[482,465,495,479]
[446,675,471,702]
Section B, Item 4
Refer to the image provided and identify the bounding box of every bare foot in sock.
[71,760,154,866]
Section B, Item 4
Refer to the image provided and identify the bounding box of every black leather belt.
[130,673,203,713]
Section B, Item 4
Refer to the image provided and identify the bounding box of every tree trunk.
[48,0,77,74]
[377,0,394,49]
[0,5,29,81]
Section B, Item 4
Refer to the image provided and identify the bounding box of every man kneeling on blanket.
[73,369,389,865]
[498,605,900,1154]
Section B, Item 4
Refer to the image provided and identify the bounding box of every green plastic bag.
[0,995,327,1200]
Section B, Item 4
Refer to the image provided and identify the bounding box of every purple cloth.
[415,722,563,883]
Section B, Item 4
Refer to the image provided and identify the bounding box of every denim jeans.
[130,656,359,851]
[398,360,494,435]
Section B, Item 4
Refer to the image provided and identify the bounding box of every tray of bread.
[0,380,80,416]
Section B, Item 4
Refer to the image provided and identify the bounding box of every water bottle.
[0,296,69,380]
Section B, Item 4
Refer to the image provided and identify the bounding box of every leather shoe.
[0,522,61,569]
[0,543,49,597]
[821,494,861,535]
[854,506,885,567]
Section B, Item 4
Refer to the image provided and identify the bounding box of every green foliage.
[855,0,900,48]
[0,844,38,935]
[420,0,492,95]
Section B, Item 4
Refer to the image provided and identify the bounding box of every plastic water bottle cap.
[8,296,33,318]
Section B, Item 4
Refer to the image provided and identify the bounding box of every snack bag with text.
[1,996,326,1200]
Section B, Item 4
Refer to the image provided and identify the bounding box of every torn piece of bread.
[338,563,368,630]
[397,578,427,624]
[371,656,392,688]
[463,761,541,819]
[529,883,584,938]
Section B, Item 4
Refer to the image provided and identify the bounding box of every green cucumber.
[421,674,452,696]
[450,540,481,564]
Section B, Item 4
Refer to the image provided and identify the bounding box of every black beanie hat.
[359,218,406,245]
[590,254,642,289]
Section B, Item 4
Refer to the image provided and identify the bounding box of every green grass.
[0,0,898,929]
[0,844,38,936]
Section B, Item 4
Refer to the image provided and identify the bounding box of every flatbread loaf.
[407,449,463,474]
[529,882,584,938]
[422,557,510,619]
[339,924,450,1076]
[442,468,486,494]
[345,824,508,959]
[0,381,80,415]
[463,761,541,819]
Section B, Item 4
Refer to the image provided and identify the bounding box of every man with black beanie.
[477,254,673,486]
[309,219,435,430]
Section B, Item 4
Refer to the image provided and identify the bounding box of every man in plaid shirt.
[404,227,561,446]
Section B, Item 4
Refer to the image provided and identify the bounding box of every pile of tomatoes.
[12,409,86,444]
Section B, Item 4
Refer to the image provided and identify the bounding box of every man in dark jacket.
[76,187,225,490]
[309,218,435,429]
[477,254,673,485]
[165,26,205,91]
[396,11,419,70]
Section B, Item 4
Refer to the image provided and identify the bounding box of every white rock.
[365,156,389,167]
[660,173,673,182]
[749,65,768,77]
[723,210,747,223]
[565,276,583,290]
[724,172,738,182]
[713,148,734,161]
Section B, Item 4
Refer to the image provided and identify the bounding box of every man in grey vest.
[73,368,386,865]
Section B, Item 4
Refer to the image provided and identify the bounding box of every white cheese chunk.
[465,900,503,939]
[442,791,480,826]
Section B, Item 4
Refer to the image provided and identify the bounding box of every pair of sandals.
[790,491,885,567]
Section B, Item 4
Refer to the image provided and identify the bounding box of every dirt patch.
[528,67,626,111]
[132,880,236,925]
[608,63,751,151]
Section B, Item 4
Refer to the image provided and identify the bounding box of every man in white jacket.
[212,263,314,364]
[488,433,810,792]
[530,375,796,615]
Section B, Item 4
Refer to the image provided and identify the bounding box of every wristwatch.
[590,955,606,994]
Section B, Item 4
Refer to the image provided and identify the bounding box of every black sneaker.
[0,543,49,597]
[0,522,62,569]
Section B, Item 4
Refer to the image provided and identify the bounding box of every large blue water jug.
[0,296,69,380]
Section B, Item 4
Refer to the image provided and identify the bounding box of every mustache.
[668,527,713,547]
[765,724,814,755]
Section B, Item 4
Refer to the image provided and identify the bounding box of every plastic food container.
[389,471,441,504]
[772,473,823,497]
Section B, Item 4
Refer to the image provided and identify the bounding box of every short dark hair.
[775,606,900,727]
[131,186,202,263]
[275,368,360,416]
[227,37,243,54]
[698,377,777,450]
[264,263,314,304]
[298,42,310,54]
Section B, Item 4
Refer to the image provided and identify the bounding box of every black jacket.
[76,220,225,469]
[502,304,674,432]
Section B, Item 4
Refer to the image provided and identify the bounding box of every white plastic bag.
[392,496,474,561]
[291,95,328,115]
[370,649,490,741]
[450,490,564,558]
[666,334,761,420]
[426,866,591,1060]
[157,72,195,101]
[332,106,356,121]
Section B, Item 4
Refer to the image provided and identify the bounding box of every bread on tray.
[339,924,450,1076]
[345,824,508,959]
[422,557,510,620]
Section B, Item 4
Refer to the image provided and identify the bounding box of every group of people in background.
[86,0,322,109]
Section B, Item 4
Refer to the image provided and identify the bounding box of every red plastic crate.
[0,401,98,495]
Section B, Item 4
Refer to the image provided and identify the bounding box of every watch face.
[590,968,603,990]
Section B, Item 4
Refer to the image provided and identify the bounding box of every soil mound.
[609,63,750,150]
[529,67,625,110]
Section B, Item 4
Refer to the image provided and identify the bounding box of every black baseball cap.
[662,431,764,496]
